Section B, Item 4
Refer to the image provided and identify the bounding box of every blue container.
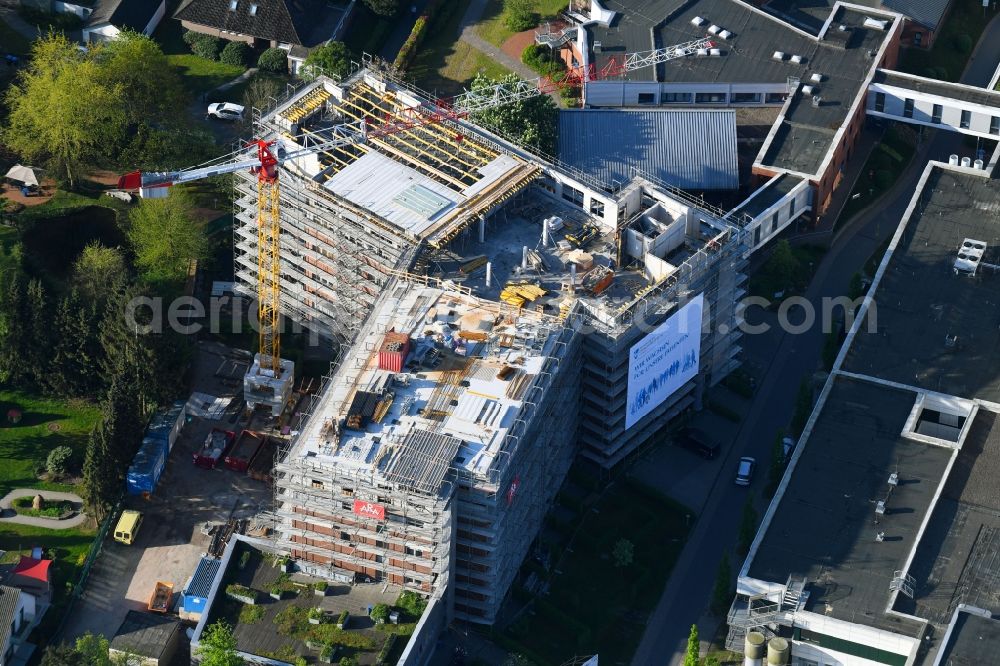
[126,436,168,495]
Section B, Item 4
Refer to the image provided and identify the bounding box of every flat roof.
[873,69,1000,108]
[586,0,897,175]
[895,410,1000,626]
[748,376,950,635]
[110,610,182,659]
[557,109,739,190]
[841,169,1000,405]
[732,173,804,219]
[934,609,1000,666]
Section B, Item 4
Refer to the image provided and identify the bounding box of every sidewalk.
[0,488,88,529]
[457,0,537,81]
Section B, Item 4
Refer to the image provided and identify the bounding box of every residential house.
[82,0,168,43]
[173,0,354,73]
[0,586,35,666]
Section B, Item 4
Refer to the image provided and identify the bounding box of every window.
[874,92,885,113]
[661,91,692,103]
[590,199,605,217]
[932,104,942,123]
[637,92,655,105]
[903,98,914,118]
[249,2,258,14]
[731,92,761,104]
[789,197,795,217]
[991,116,1000,135]
[771,211,779,233]
[228,0,237,9]
[753,224,761,246]
[765,92,786,104]
[913,32,922,46]
[695,92,727,104]
[960,109,971,129]
[561,184,584,207]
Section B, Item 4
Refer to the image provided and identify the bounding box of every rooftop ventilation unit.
[773,51,786,61]
[876,500,886,515]
[708,24,721,34]
[888,472,898,486]
[810,72,823,83]
[961,156,972,167]
[790,54,804,64]
[954,238,987,275]
[811,95,822,107]
[864,16,889,30]
[709,48,722,56]
[876,531,885,542]
[594,41,602,52]
[838,24,849,31]
[696,48,709,56]
[719,29,733,39]
[691,16,707,26]
[801,84,815,95]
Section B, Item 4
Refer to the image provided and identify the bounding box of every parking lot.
[62,342,275,642]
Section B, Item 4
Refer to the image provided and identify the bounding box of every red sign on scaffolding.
[506,476,520,505]
[353,500,385,520]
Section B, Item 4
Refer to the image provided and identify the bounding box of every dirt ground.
[61,342,276,643]
[2,181,56,207]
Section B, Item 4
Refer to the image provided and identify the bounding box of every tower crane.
[116,35,715,413]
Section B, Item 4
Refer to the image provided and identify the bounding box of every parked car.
[782,436,796,460]
[207,102,245,121]
[676,427,721,459]
[735,456,756,486]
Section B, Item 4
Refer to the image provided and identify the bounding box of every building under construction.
[235,68,750,623]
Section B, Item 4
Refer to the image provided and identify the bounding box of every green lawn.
[502,480,692,665]
[476,0,573,47]
[0,390,100,499]
[898,0,999,81]
[409,0,513,95]
[0,523,97,635]
[167,54,245,97]
[836,124,917,229]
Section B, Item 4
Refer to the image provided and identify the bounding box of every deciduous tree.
[302,41,352,80]
[196,621,242,666]
[73,243,127,304]
[363,0,399,17]
[470,73,558,155]
[3,34,123,188]
[94,31,186,127]
[128,187,207,292]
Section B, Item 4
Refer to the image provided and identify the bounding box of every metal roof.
[185,557,222,599]
[557,109,739,190]
[110,610,182,659]
[0,586,19,648]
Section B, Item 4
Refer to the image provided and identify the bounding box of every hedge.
[184,31,222,60]
[392,0,443,70]
[220,41,250,66]
[258,47,288,73]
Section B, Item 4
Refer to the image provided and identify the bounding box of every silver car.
[207,102,245,121]
[735,456,756,486]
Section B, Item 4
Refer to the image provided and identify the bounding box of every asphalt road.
[631,19,1000,665]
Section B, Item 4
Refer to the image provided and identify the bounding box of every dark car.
[676,427,721,459]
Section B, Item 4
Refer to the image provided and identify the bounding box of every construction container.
[378,331,411,372]
[126,436,168,496]
[247,435,280,483]
[148,581,174,613]
[225,430,265,473]
[193,428,235,469]
[146,401,186,452]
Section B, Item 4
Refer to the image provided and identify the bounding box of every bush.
[239,603,264,623]
[336,610,350,628]
[503,0,536,31]
[220,41,250,66]
[184,31,222,60]
[376,634,397,665]
[11,496,73,519]
[396,590,427,619]
[521,44,565,78]
[370,603,390,624]
[314,580,328,591]
[258,47,288,73]
[954,33,973,54]
[239,551,251,569]
[46,445,74,479]
[393,2,437,72]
